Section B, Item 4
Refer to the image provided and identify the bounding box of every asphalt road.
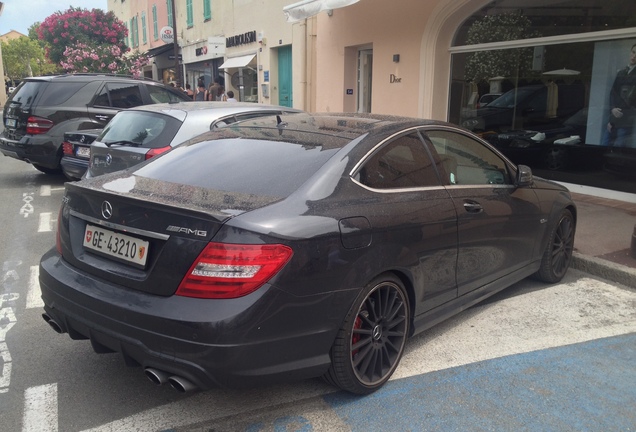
[0,154,634,432]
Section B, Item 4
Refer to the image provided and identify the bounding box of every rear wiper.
[104,140,142,147]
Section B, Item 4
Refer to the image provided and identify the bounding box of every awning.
[146,43,174,58]
[219,54,256,69]
[283,0,360,23]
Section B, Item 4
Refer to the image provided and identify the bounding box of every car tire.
[324,273,409,394]
[32,164,62,175]
[534,209,575,283]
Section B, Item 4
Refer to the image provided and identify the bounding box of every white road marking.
[20,193,34,218]
[0,293,19,394]
[38,213,52,233]
[40,186,65,197]
[26,266,43,309]
[23,384,58,432]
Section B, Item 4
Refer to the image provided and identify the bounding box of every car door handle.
[463,200,483,213]
[95,115,110,121]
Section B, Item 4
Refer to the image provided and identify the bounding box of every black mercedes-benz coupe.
[39,113,576,395]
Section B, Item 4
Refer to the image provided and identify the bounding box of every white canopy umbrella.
[283,0,360,22]
[543,68,580,76]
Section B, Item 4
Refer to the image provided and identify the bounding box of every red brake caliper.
[351,316,362,357]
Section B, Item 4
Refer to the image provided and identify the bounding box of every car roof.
[227,112,451,142]
[23,74,167,84]
[122,101,302,121]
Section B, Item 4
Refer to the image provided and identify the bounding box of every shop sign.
[160,26,174,43]
[390,74,402,83]
[226,31,257,48]
[196,46,208,57]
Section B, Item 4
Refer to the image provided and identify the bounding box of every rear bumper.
[0,135,61,168]
[60,156,88,180]
[39,248,345,390]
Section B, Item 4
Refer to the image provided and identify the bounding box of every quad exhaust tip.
[144,367,197,393]
[42,314,64,334]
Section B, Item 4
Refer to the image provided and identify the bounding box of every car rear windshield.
[7,81,46,108]
[135,137,341,198]
[98,111,182,149]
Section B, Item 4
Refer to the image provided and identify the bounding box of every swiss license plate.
[83,224,149,267]
[5,118,16,128]
[76,146,91,158]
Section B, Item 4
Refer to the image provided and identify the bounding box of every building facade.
[308,0,636,195]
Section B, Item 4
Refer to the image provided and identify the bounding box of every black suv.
[0,74,191,174]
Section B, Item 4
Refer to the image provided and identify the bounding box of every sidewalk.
[569,192,636,289]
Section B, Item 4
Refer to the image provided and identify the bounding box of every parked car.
[461,84,585,134]
[482,108,606,171]
[61,129,102,180]
[0,74,191,174]
[39,113,576,395]
[85,102,303,179]
[475,92,502,108]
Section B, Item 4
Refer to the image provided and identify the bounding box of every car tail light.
[145,145,171,160]
[176,242,293,299]
[26,116,54,135]
[55,206,63,255]
[62,141,73,156]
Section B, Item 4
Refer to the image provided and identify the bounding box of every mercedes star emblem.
[101,201,113,219]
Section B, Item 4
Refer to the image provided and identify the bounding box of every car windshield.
[487,87,540,109]
[98,111,182,149]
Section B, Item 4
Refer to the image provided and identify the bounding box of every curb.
[571,252,636,290]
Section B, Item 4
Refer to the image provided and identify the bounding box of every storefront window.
[449,0,636,194]
[454,0,636,46]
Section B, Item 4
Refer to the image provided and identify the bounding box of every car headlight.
[462,119,480,129]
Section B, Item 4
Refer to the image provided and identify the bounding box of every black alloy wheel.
[324,274,409,394]
[536,209,575,283]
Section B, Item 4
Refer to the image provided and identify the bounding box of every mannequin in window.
[604,43,636,147]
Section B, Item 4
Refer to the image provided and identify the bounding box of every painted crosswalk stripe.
[38,213,52,232]
[26,266,43,309]
[23,384,58,432]
[40,185,65,197]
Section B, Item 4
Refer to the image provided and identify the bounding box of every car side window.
[94,83,143,108]
[425,130,511,186]
[357,132,441,189]
[147,85,185,103]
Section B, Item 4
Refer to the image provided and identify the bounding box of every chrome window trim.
[350,177,447,194]
[70,210,170,240]
[349,126,425,177]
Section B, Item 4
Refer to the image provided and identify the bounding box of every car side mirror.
[516,164,533,187]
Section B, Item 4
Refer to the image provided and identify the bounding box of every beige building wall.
[311,0,489,120]
[177,0,298,105]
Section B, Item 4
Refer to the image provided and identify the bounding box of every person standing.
[195,84,207,101]
[605,43,636,147]
[226,90,237,102]
[184,83,195,100]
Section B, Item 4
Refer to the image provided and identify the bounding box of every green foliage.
[1,36,56,82]
[464,14,541,82]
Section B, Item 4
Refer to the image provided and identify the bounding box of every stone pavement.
[569,192,636,289]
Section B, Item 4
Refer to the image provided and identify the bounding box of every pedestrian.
[185,83,195,100]
[226,90,237,102]
[604,43,636,147]
[195,83,207,101]
[207,76,221,101]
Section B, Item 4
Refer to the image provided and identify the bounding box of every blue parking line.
[324,333,636,431]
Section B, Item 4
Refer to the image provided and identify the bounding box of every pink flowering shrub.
[38,7,149,76]
[59,43,149,77]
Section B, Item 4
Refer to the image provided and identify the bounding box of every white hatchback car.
[81,102,302,179]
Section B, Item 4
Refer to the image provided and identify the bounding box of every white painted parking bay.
[77,270,636,432]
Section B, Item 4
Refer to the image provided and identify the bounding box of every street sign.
[168,54,183,61]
